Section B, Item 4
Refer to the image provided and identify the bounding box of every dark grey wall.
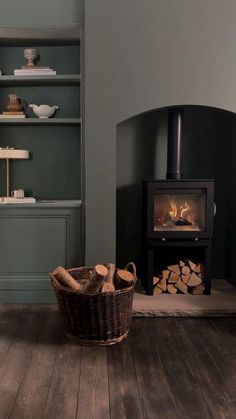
[224,116,236,285]
[85,0,236,265]
[116,106,233,278]
[116,110,167,267]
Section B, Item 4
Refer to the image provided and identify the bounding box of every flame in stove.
[168,199,192,221]
[169,200,177,218]
[180,202,191,218]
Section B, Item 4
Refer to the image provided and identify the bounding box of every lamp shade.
[0,149,29,159]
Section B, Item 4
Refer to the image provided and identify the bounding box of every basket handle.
[124,262,136,279]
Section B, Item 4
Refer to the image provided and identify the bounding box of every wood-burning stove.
[144,179,214,239]
[142,108,215,295]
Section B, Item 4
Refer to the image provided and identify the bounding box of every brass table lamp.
[0,147,29,197]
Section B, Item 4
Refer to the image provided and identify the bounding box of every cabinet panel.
[0,216,67,272]
[0,203,82,302]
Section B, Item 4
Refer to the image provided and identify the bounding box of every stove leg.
[146,248,154,295]
[204,243,212,295]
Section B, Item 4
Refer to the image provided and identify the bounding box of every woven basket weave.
[50,262,136,346]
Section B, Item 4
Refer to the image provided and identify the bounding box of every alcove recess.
[0,26,82,200]
[116,105,236,286]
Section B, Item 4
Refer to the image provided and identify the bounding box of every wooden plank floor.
[0,305,236,419]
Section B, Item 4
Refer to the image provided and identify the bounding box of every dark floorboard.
[0,305,236,419]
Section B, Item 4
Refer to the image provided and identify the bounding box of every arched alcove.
[116,105,236,285]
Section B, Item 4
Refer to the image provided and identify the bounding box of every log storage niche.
[153,259,205,295]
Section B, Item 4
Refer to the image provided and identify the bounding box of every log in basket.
[50,262,136,346]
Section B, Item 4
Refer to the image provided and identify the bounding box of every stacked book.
[14,66,56,76]
[0,111,26,119]
[0,197,36,204]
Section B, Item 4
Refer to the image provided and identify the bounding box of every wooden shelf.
[0,26,82,45]
[0,74,81,86]
[0,118,81,125]
[0,199,82,208]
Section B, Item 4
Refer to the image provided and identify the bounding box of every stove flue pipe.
[166,108,184,180]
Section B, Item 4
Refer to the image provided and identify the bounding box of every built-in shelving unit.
[0,25,84,302]
[0,25,83,199]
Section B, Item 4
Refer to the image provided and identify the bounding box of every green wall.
[85,0,236,280]
[0,0,84,26]
[2,0,236,286]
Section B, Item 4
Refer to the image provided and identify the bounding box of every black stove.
[142,108,215,295]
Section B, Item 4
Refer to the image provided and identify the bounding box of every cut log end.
[157,277,167,292]
[82,264,108,294]
[190,283,205,295]
[175,280,188,294]
[95,264,108,277]
[101,282,115,293]
[115,268,135,289]
[168,264,181,275]
[153,276,160,286]
[153,286,163,295]
[187,272,202,287]
[168,272,181,283]
[167,284,178,294]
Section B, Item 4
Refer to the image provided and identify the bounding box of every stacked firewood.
[52,263,136,294]
[153,259,205,295]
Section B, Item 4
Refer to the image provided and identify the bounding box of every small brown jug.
[6,94,24,112]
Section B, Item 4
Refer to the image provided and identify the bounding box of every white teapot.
[29,104,59,118]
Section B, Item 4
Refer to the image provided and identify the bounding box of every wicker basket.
[50,262,136,346]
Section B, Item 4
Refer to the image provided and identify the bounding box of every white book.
[14,68,55,72]
[0,114,26,118]
[21,66,51,70]
[14,71,57,76]
[0,197,36,204]
[15,67,54,71]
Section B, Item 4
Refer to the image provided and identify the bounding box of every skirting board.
[0,279,235,316]
[0,277,56,303]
